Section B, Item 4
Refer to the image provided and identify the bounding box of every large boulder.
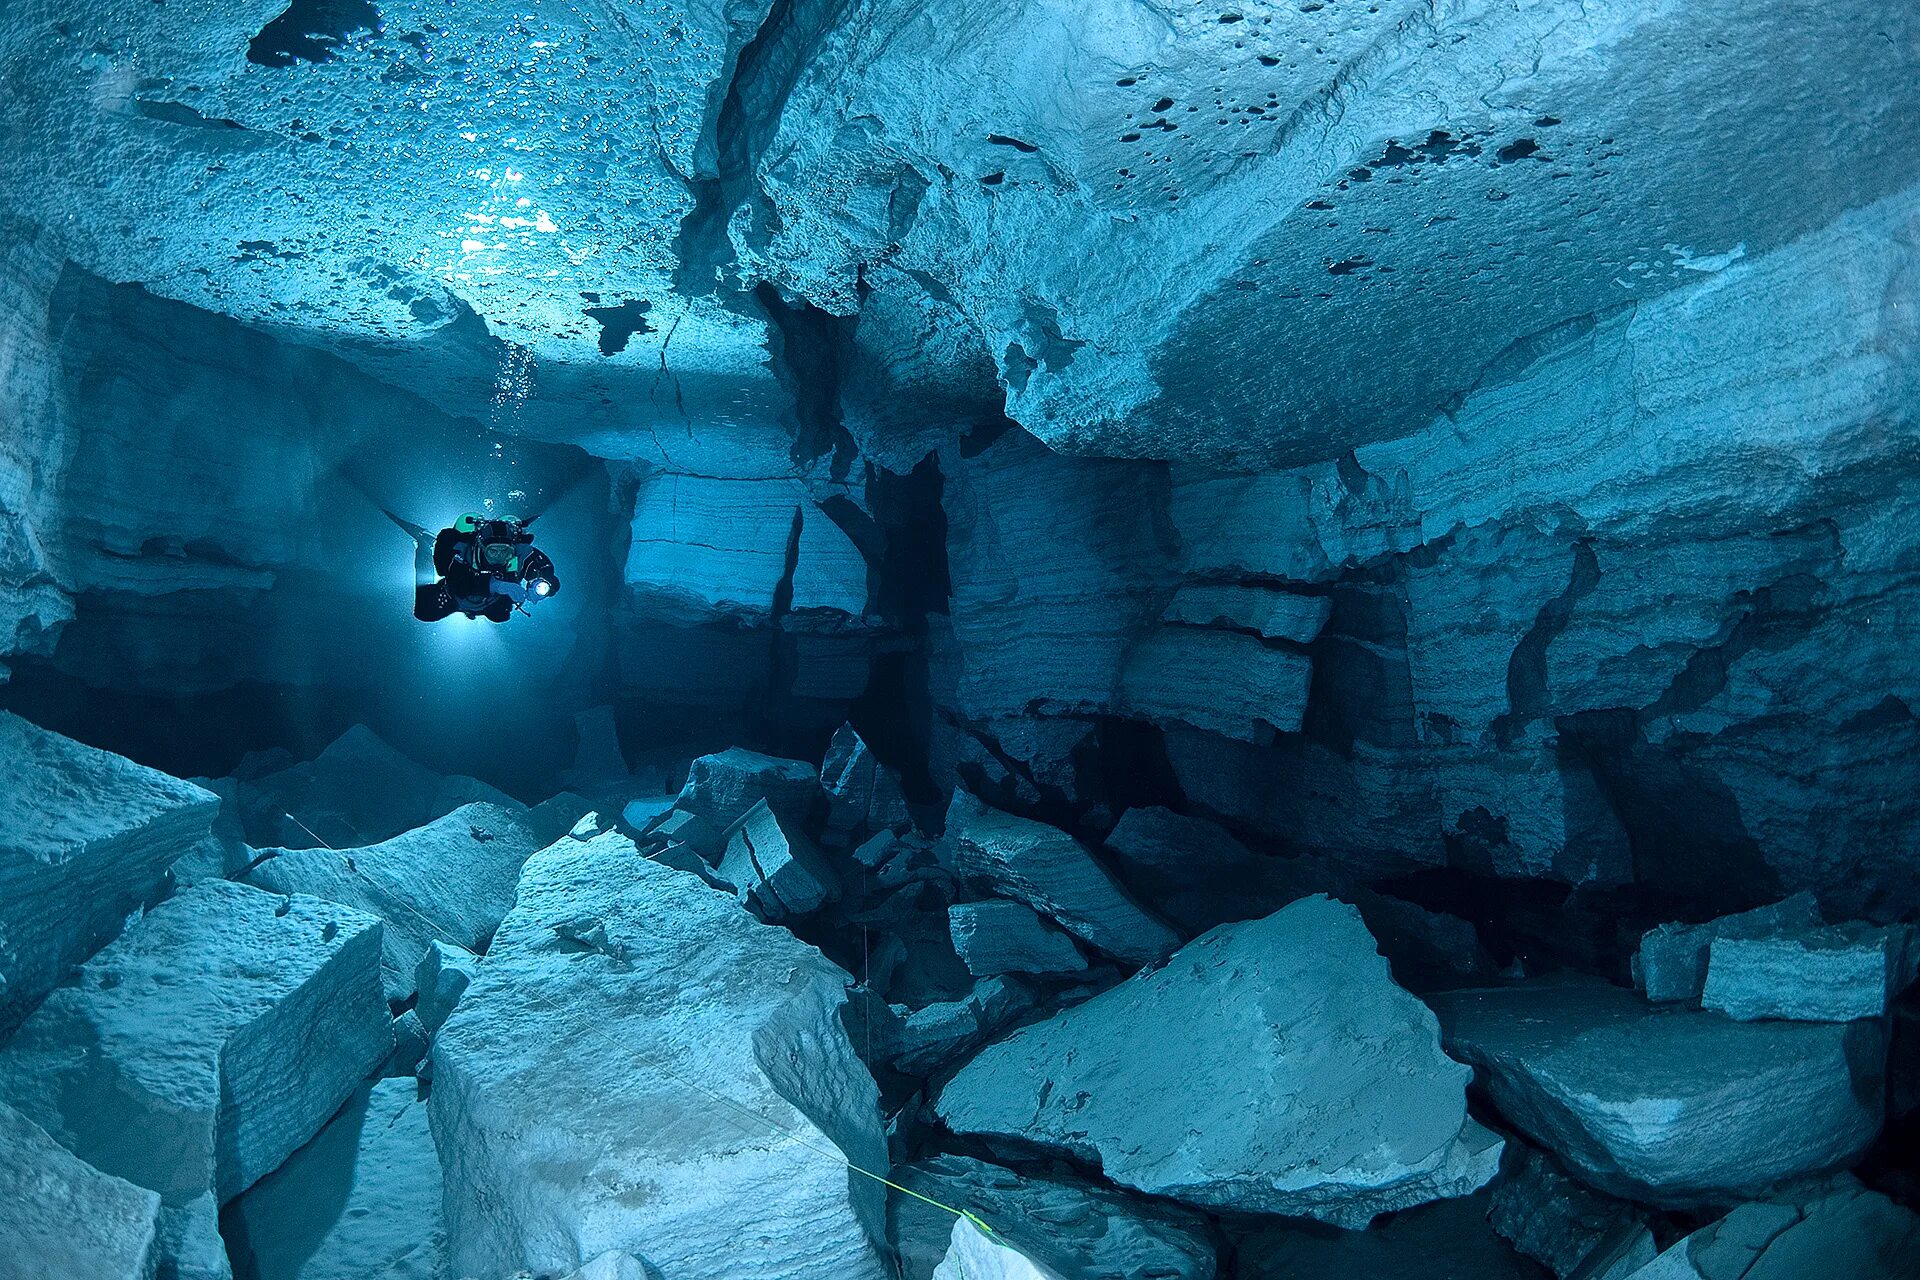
[0,712,218,1033]
[822,724,912,847]
[242,802,545,1002]
[1703,921,1917,1024]
[932,1219,1056,1280]
[712,798,839,922]
[1430,979,1886,1204]
[225,1078,445,1280]
[889,1154,1216,1280]
[429,831,890,1280]
[939,792,1179,967]
[1635,895,1823,1004]
[0,879,392,1211]
[0,1099,162,1280]
[935,895,1500,1227]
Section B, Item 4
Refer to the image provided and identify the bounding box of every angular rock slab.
[673,747,821,828]
[713,798,839,921]
[0,1099,161,1280]
[1117,626,1312,742]
[947,900,1088,977]
[936,896,1499,1227]
[940,791,1179,967]
[243,801,544,1002]
[889,1154,1216,1280]
[225,1078,445,1280]
[822,723,912,846]
[1,711,218,1033]
[1430,979,1885,1204]
[0,878,393,1207]
[429,831,890,1280]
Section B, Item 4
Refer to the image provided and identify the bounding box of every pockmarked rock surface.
[1430,978,1885,1203]
[936,895,1499,1227]
[940,791,1179,967]
[0,879,393,1209]
[889,1154,1216,1280]
[0,711,218,1033]
[0,1099,162,1280]
[429,831,890,1280]
[225,1078,445,1280]
[243,801,545,1001]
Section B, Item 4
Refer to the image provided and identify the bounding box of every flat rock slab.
[429,831,890,1280]
[243,801,544,1002]
[0,1099,161,1280]
[1429,978,1885,1204]
[889,1154,1216,1280]
[936,895,1499,1227]
[1,711,218,1033]
[1704,923,1917,1023]
[940,792,1179,967]
[225,1078,445,1280]
[0,878,393,1207]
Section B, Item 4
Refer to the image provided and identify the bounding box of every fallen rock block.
[429,831,890,1280]
[1,711,218,1033]
[243,802,545,1002]
[940,791,1179,966]
[674,747,820,828]
[823,724,913,846]
[1616,1181,1920,1279]
[0,879,393,1210]
[713,798,839,921]
[0,1099,161,1280]
[1429,978,1885,1204]
[225,1078,446,1280]
[889,1154,1216,1280]
[888,977,1041,1078]
[948,900,1088,977]
[158,1193,231,1280]
[1634,894,1822,1005]
[1704,921,1917,1023]
[935,895,1499,1227]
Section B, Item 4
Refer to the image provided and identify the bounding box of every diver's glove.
[489,578,529,604]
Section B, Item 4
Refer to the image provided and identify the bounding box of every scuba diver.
[396,512,561,622]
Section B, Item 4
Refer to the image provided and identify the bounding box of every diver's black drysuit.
[413,517,559,622]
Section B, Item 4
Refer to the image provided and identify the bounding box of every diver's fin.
[380,507,432,543]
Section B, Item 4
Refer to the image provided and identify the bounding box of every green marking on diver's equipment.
[517,987,997,1238]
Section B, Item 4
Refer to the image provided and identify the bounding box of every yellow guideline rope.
[513,986,996,1238]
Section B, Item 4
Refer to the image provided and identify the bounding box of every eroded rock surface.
[0,1099,161,1280]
